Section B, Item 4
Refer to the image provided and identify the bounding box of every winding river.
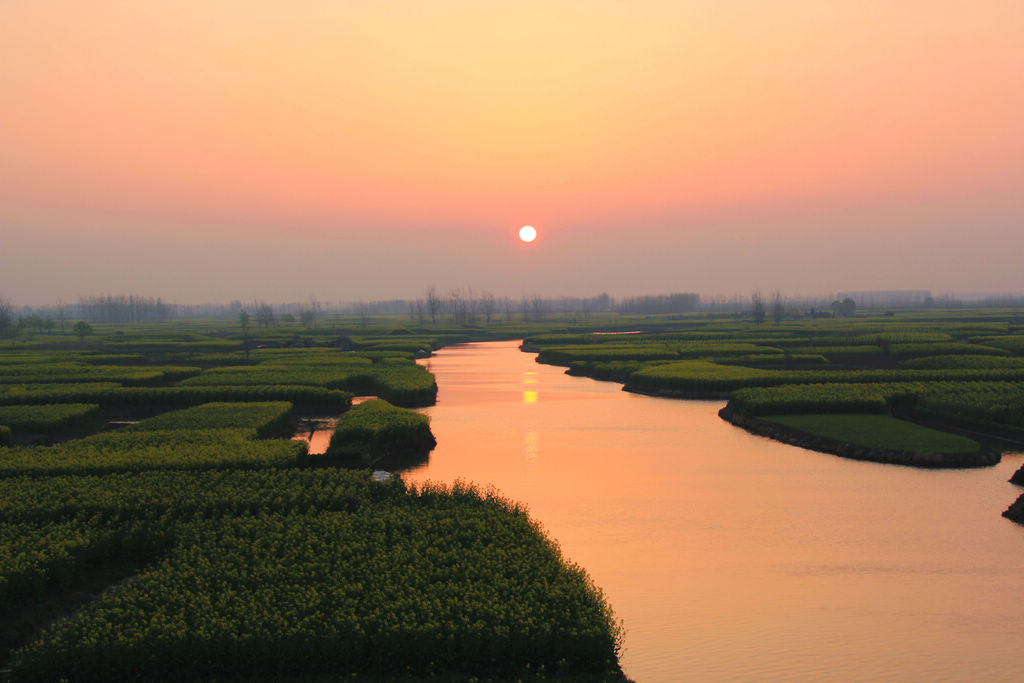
[403,341,1024,682]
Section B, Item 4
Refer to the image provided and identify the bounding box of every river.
[402,341,1024,682]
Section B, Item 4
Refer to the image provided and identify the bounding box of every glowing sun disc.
[519,225,537,242]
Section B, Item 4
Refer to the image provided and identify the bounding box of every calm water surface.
[403,341,1024,682]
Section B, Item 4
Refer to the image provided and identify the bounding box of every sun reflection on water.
[524,429,539,465]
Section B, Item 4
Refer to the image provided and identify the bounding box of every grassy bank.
[761,414,981,454]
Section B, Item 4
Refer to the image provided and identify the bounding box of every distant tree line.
[78,295,176,323]
[5,289,1024,334]
[618,292,699,314]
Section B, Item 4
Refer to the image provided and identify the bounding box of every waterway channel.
[402,341,1024,682]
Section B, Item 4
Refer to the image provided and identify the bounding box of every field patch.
[761,414,981,454]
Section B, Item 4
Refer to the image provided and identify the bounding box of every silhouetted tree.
[446,289,465,324]
[73,321,93,340]
[425,286,442,325]
[830,298,857,317]
[530,295,547,321]
[480,291,496,326]
[56,299,68,333]
[255,301,276,328]
[752,292,766,324]
[239,310,252,362]
[18,315,46,335]
[309,296,320,327]
[0,296,16,338]
[619,293,699,314]
[770,290,785,325]
[78,294,176,322]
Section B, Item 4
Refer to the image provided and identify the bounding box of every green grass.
[761,414,981,453]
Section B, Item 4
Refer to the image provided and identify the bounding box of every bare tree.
[530,295,547,321]
[56,298,68,333]
[752,291,766,325]
[0,296,15,338]
[770,290,785,325]
[426,285,442,325]
[447,288,467,324]
[239,310,252,362]
[479,291,496,326]
[465,286,478,326]
[300,295,319,328]
[255,301,276,328]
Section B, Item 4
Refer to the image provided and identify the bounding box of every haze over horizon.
[3,1,1022,306]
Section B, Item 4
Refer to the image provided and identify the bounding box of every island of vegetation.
[322,397,437,464]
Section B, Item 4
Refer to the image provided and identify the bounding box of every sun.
[518,225,537,243]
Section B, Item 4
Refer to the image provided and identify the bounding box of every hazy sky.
[2,1,1022,305]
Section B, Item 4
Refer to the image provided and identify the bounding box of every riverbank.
[718,405,1000,468]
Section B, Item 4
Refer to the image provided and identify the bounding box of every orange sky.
[2,1,1022,303]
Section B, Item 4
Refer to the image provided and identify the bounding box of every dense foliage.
[124,401,293,437]
[326,398,436,458]
[9,492,620,681]
[0,384,350,413]
[181,354,437,405]
[728,381,1024,432]
[625,361,1024,395]
[0,364,200,386]
[0,429,307,478]
[2,472,621,681]
[0,404,101,436]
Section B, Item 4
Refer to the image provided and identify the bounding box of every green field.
[0,316,626,679]
[761,414,981,454]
